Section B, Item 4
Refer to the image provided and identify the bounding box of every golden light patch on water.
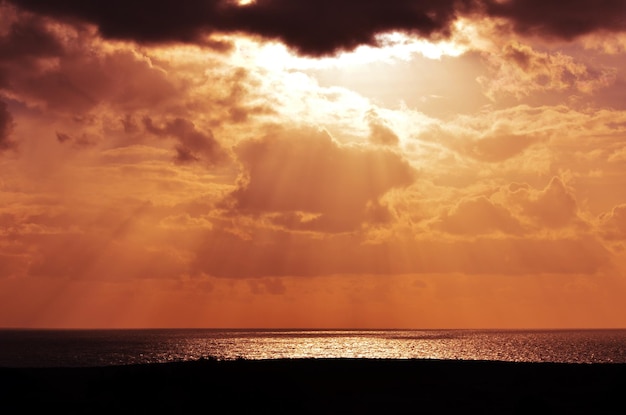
[3,330,626,367]
[172,330,626,363]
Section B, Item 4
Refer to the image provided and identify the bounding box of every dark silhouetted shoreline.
[1,358,624,414]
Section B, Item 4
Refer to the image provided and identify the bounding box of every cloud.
[468,131,542,163]
[55,131,97,148]
[190,222,611,278]
[478,41,617,99]
[26,231,190,281]
[143,117,228,165]
[5,0,228,46]
[0,4,189,114]
[228,126,416,232]
[10,0,626,59]
[0,101,15,151]
[419,122,544,163]
[0,5,65,63]
[3,0,626,330]
[8,0,471,56]
[517,177,582,229]
[7,47,182,114]
[484,0,626,41]
[366,109,400,146]
[599,204,626,240]
[429,175,590,236]
[435,195,525,235]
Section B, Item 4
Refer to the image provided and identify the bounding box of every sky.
[1,0,626,329]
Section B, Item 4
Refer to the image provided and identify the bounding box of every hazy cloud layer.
[0,101,14,151]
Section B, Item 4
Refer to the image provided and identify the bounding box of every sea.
[1,329,626,368]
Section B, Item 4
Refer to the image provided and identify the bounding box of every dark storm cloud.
[7,0,470,56]
[221,0,468,55]
[484,0,626,39]
[7,0,626,56]
[0,11,65,60]
[5,0,223,44]
[0,7,66,90]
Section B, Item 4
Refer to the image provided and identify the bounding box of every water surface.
[2,329,625,367]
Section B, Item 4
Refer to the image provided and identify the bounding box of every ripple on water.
[2,329,626,367]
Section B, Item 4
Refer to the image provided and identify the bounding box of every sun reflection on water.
[162,329,626,364]
[2,329,626,367]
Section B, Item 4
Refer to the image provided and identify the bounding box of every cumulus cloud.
[517,177,582,229]
[435,195,525,236]
[228,126,416,232]
[427,174,592,240]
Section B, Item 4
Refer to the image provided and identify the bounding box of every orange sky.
[2,0,626,328]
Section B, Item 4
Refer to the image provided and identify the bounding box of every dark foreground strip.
[1,359,624,414]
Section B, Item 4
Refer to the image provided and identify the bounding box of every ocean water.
[1,329,625,368]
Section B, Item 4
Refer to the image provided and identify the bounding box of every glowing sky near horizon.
[1,0,626,328]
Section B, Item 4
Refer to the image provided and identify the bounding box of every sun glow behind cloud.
[234,28,469,72]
